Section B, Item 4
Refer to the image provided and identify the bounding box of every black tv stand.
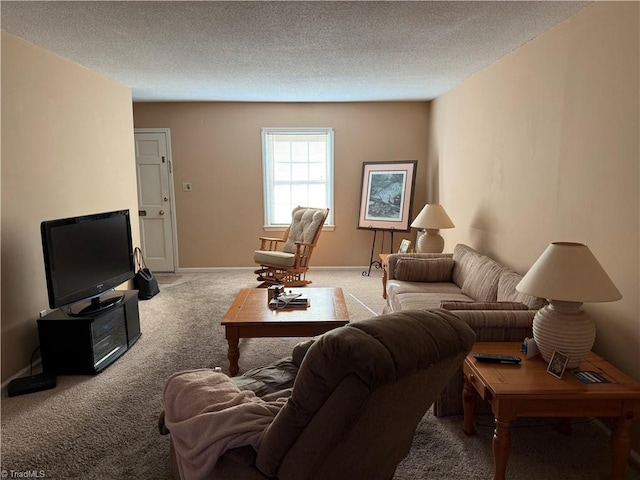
[38,291,140,374]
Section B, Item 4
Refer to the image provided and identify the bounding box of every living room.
[2,1,639,476]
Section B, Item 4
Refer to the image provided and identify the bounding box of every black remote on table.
[473,352,522,364]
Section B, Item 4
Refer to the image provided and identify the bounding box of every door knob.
[159,210,165,215]
[164,197,169,202]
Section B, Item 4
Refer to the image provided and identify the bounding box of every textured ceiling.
[1,1,590,102]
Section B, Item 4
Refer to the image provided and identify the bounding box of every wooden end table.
[221,287,349,376]
[462,342,640,480]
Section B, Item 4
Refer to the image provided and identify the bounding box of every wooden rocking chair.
[254,206,329,287]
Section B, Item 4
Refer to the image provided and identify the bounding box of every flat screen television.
[41,209,135,316]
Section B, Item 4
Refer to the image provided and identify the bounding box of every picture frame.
[357,160,417,231]
[547,350,569,379]
[398,239,412,254]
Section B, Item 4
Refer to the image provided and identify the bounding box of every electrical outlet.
[39,309,47,318]
[182,182,193,192]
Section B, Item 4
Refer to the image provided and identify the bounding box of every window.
[261,127,334,228]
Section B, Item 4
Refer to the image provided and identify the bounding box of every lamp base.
[532,300,595,369]
[416,229,444,253]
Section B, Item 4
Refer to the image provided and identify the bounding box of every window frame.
[261,127,335,230]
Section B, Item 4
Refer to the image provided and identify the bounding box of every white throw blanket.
[163,369,287,480]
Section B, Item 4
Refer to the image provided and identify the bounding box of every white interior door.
[134,130,176,272]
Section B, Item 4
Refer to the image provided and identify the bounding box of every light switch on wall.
[182,182,192,191]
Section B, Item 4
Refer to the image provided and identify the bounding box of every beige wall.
[133,102,429,268]
[428,1,639,447]
[1,32,140,382]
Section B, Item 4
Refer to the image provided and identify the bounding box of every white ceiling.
[1,1,590,102]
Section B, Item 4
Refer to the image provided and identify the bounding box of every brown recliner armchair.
[160,309,475,480]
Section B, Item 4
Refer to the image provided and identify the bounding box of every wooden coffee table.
[221,287,349,375]
[462,342,640,480]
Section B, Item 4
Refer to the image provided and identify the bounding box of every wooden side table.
[379,253,389,299]
[462,342,640,480]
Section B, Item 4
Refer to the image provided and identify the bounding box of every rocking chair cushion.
[254,250,296,267]
[283,209,325,254]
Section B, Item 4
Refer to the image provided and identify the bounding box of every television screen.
[41,210,134,313]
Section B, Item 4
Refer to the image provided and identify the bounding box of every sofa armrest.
[440,301,529,311]
[387,253,454,281]
[448,309,535,341]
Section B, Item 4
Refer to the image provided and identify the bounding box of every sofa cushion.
[391,292,473,311]
[451,244,479,289]
[394,257,455,282]
[440,301,529,311]
[497,270,547,310]
[387,279,463,297]
[461,255,505,301]
[387,253,453,281]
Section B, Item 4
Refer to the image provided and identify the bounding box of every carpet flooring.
[155,274,183,285]
[1,268,639,479]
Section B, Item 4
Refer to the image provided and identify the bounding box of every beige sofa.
[384,243,546,416]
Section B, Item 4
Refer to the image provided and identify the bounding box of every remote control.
[473,352,521,364]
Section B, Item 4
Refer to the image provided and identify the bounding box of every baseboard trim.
[176,267,254,273]
[176,266,377,274]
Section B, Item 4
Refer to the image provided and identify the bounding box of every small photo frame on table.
[547,351,569,379]
[398,239,412,254]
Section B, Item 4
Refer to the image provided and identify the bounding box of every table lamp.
[516,242,622,368]
[410,204,455,253]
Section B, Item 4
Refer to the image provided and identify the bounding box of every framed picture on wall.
[357,160,417,231]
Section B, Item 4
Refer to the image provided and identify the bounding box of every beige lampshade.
[410,204,455,230]
[516,242,622,302]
